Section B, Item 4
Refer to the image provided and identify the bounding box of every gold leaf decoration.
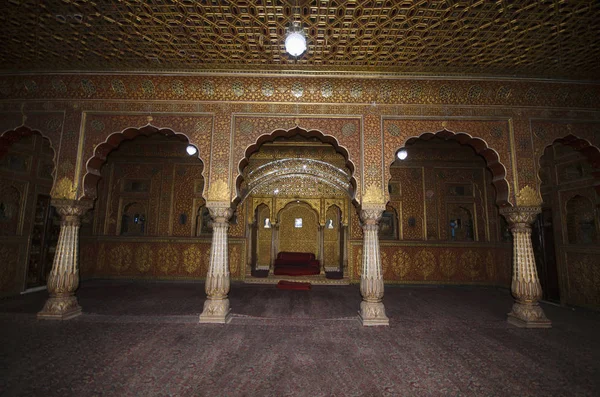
[135,244,153,273]
[462,250,481,280]
[207,179,230,202]
[415,250,436,280]
[516,185,542,207]
[157,246,178,273]
[362,183,385,205]
[51,177,77,200]
[183,245,202,274]
[439,249,456,279]
[109,245,132,272]
[392,249,410,279]
[229,245,240,277]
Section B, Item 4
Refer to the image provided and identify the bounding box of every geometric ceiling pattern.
[1,1,599,80]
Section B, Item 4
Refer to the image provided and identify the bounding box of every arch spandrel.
[382,118,513,206]
[231,117,362,203]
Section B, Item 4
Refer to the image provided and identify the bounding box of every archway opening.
[0,128,57,293]
[79,131,209,282]
[237,128,356,282]
[385,135,512,286]
[535,141,600,307]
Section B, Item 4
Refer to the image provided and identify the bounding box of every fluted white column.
[199,205,233,324]
[500,206,551,328]
[38,199,92,320]
[358,207,389,326]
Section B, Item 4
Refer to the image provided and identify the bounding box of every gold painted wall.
[256,205,272,268]
[278,203,319,256]
[323,206,341,269]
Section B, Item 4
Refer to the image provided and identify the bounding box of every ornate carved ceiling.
[0,1,598,80]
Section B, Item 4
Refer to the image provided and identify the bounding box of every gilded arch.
[0,126,58,194]
[386,129,511,207]
[234,126,358,207]
[537,134,600,196]
[81,125,207,200]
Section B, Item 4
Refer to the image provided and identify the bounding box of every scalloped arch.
[389,129,511,207]
[538,134,600,196]
[81,125,206,200]
[0,125,57,182]
[234,126,358,207]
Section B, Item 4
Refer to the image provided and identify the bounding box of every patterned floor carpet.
[1,280,599,396]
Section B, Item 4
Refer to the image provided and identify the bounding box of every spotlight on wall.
[186,145,197,156]
[397,149,408,160]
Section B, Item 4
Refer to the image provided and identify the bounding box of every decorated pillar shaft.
[38,199,91,320]
[199,205,233,324]
[500,205,551,328]
[358,207,389,326]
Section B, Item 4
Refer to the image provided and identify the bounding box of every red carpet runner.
[276,280,312,290]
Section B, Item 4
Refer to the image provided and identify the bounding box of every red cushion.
[274,266,320,276]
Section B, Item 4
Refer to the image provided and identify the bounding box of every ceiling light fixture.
[186,145,197,156]
[397,149,408,160]
[285,1,307,57]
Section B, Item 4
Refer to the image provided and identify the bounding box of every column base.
[37,295,82,321]
[507,302,551,329]
[199,298,232,324]
[358,301,389,326]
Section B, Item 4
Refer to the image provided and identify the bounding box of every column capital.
[51,198,93,216]
[207,204,233,223]
[500,206,541,228]
[360,205,385,225]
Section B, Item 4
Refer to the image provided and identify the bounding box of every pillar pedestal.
[358,206,389,326]
[38,199,92,320]
[199,205,233,324]
[500,206,551,329]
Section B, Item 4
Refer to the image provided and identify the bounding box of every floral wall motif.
[80,238,246,281]
[350,243,511,285]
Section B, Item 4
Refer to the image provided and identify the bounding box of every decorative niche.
[379,207,398,240]
[119,201,147,236]
[195,205,213,236]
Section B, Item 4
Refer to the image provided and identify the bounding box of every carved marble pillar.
[500,206,551,328]
[199,205,233,324]
[38,199,92,320]
[358,207,389,326]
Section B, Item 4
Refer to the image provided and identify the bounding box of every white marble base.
[199,298,232,324]
[358,301,389,326]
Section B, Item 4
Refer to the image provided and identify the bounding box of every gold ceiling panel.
[0,1,598,79]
